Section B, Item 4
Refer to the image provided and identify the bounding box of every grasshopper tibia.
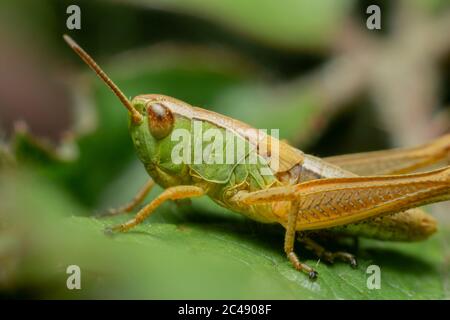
[284,201,318,279]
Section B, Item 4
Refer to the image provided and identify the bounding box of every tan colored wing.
[236,166,450,231]
[324,134,450,175]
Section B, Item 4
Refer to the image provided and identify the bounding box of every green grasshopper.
[64,35,450,279]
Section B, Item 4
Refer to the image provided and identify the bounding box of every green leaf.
[1,166,448,299]
[126,0,355,49]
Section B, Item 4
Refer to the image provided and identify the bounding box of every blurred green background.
[0,0,449,299]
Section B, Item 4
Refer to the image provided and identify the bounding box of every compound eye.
[146,102,174,139]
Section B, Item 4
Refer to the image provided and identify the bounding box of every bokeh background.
[0,0,449,299]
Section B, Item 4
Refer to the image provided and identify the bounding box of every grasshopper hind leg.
[298,234,358,268]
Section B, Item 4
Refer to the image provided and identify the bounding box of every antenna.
[63,34,143,124]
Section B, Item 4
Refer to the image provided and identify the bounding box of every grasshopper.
[64,35,450,279]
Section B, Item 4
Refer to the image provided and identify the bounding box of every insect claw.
[103,227,115,237]
[104,223,126,236]
[308,270,318,280]
[335,252,358,268]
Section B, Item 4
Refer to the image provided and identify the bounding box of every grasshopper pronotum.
[64,35,450,279]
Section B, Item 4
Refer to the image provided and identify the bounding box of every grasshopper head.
[126,96,176,166]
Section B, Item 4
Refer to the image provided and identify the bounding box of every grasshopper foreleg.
[107,185,205,233]
[97,178,155,217]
